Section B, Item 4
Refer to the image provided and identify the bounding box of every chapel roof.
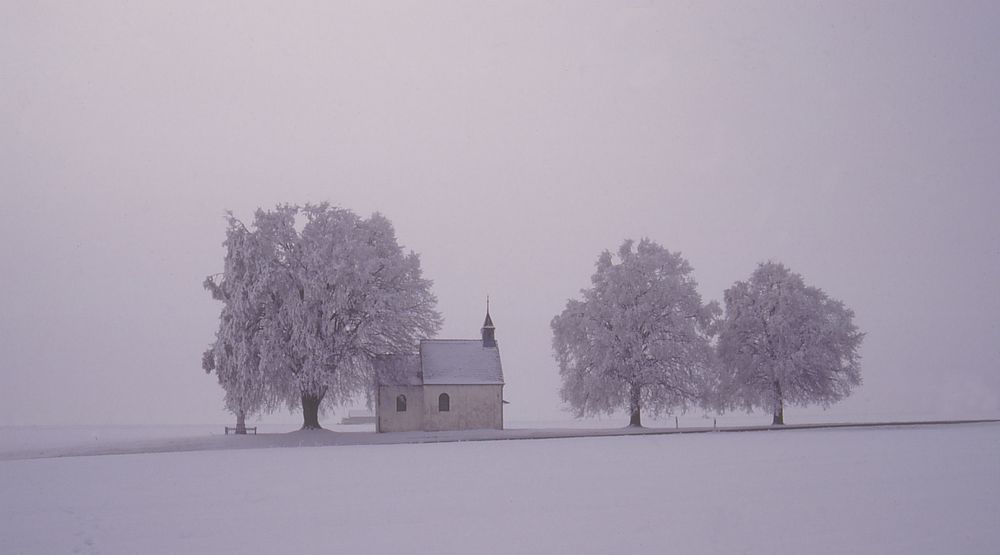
[420,339,504,385]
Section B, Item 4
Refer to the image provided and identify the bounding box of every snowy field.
[1,423,998,554]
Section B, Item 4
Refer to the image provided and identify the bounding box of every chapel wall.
[377,385,424,432]
[421,384,503,431]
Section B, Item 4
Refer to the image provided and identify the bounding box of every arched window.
[396,394,407,412]
[438,393,450,412]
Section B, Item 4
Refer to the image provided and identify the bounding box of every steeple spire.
[481,296,496,347]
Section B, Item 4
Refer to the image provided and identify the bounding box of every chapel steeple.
[481,297,496,348]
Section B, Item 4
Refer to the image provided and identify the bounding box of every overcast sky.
[2,1,998,426]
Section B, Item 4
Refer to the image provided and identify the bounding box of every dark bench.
[224,426,258,435]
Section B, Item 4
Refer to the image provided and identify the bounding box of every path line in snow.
[2,418,999,461]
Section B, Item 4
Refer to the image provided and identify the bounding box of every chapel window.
[438,393,450,412]
[396,395,407,412]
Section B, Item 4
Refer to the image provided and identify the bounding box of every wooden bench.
[224,426,258,435]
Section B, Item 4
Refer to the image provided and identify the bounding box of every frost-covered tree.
[551,239,718,427]
[716,262,864,425]
[202,215,277,433]
[204,203,441,429]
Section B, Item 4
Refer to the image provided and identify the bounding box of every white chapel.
[375,309,505,432]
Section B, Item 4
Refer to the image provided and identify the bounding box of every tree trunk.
[628,383,642,428]
[772,380,784,425]
[236,410,247,435]
[301,393,324,430]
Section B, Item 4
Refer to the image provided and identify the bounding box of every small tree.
[203,215,276,433]
[716,262,864,425]
[551,239,718,427]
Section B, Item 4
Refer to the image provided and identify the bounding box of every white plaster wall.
[377,385,424,432]
[422,384,503,431]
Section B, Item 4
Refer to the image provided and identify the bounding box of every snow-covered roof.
[420,339,504,385]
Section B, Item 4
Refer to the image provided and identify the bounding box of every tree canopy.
[551,239,718,427]
[716,262,864,424]
[203,203,441,429]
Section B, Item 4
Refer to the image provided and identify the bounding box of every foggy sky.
[2,1,998,426]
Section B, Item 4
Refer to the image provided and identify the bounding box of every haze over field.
[2,2,998,426]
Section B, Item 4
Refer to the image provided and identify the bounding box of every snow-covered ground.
[1,423,997,554]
